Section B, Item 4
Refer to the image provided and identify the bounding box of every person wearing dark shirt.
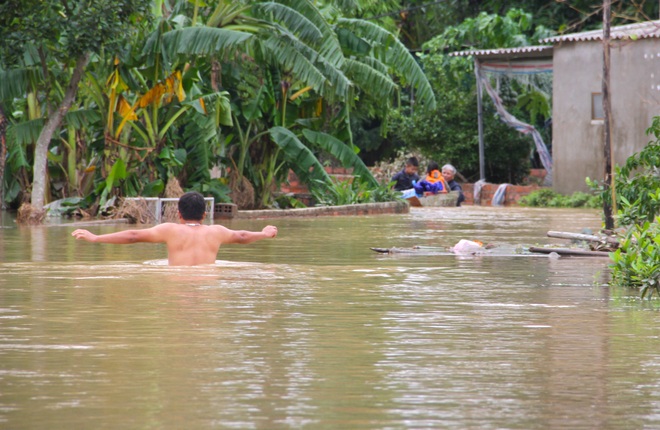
[441,163,466,206]
[391,157,420,191]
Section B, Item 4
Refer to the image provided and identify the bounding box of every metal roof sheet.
[449,45,553,60]
[541,20,660,44]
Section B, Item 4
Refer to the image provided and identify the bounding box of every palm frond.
[253,2,323,44]
[183,112,217,184]
[5,125,32,171]
[337,18,436,109]
[261,37,328,95]
[7,118,44,147]
[354,56,388,76]
[141,23,170,69]
[302,129,377,186]
[207,1,252,28]
[332,0,361,14]
[161,27,253,58]
[263,29,351,98]
[191,91,233,126]
[65,109,102,130]
[314,56,352,100]
[0,68,30,101]
[269,126,331,184]
[342,58,397,101]
[274,0,344,68]
[335,27,371,56]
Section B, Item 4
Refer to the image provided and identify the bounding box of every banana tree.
[0,0,153,214]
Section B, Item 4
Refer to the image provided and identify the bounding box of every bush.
[310,177,402,206]
[609,117,660,298]
[518,188,601,208]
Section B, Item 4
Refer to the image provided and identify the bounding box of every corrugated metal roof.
[541,20,660,44]
[449,45,553,60]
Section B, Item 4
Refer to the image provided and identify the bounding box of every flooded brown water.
[1,206,660,429]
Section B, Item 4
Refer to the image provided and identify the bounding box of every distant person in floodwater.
[391,156,420,191]
[71,191,278,266]
[441,163,466,206]
[413,161,449,196]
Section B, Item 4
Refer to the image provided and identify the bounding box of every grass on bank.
[518,188,601,208]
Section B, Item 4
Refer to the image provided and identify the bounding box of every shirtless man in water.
[71,191,278,266]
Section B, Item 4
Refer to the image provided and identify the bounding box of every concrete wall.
[552,38,660,194]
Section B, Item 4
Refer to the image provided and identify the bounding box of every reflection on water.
[1,206,660,429]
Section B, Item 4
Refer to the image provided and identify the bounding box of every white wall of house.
[552,37,660,194]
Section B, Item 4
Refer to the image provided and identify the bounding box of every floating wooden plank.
[547,231,620,246]
[528,246,611,257]
[371,246,551,258]
[370,247,434,254]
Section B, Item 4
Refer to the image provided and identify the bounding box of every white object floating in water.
[451,239,485,255]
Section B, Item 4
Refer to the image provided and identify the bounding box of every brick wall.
[462,183,543,206]
[279,169,543,206]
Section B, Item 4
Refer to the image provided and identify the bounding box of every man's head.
[442,164,457,182]
[178,191,206,221]
[404,157,419,175]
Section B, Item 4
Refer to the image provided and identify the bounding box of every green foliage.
[516,90,551,125]
[273,194,308,209]
[609,117,660,298]
[302,129,377,187]
[310,176,401,206]
[269,127,332,185]
[423,8,552,52]
[0,0,153,65]
[610,117,660,225]
[518,188,601,208]
[188,179,232,204]
[610,204,660,299]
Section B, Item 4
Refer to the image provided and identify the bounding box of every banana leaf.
[301,129,377,187]
[269,126,331,185]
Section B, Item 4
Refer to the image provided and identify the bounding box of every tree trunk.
[602,0,615,229]
[0,104,7,210]
[30,53,90,211]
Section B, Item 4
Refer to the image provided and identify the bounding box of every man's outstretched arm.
[71,225,168,244]
[221,225,278,244]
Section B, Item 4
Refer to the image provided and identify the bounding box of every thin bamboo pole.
[602,0,615,229]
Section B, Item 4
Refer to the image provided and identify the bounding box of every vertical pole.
[602,0,615,229]
[474,58,486,181]
[0,105,7,210]
[156,199,162,224]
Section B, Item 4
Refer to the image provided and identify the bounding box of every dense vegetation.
[608,117,660,298]
[0,0,657,214]
[518,188,601,208]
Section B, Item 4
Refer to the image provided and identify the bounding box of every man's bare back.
[71,191,277,266]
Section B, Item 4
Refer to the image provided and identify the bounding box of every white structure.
[542,20,660,193]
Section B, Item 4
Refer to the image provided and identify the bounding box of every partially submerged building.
[542,20,660,194]
[452,20,660,194]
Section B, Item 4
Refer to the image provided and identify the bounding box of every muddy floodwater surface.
[1,206,660,429]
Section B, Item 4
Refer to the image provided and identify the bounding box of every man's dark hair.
[427,161,439,173]
[178,191,206,221]
[406,157,419,167]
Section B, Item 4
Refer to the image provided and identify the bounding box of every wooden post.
[474,57,486,182]
[602,0,615,229]
[0,105,6,210]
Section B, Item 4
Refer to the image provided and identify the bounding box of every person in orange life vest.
[413,161,449,196]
